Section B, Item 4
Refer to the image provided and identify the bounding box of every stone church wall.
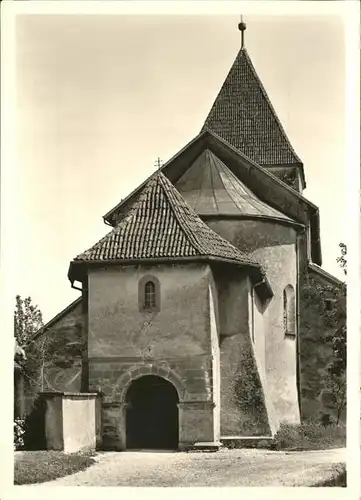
[299,269,346,423]
[208,219,300,426]
[87,263,219,449]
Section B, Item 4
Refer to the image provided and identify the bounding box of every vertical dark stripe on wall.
[81,277,89,392]
[251,284,255,343]
[295,233,302,418]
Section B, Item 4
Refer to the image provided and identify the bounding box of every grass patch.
[312,464,346,487]
[223,422,346,451]
[14,450,95,485]
[270,422,346,451]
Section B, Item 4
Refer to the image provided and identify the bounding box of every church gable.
[103,130,321,265]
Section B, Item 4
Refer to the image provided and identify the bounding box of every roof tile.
[73,172,260,269]
[202,48,301,166]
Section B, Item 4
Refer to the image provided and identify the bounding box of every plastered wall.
[208,219,300,426]
[213,267,270,436]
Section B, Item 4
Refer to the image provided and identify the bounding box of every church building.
[32,22,344,451]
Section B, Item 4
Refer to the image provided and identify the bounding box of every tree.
[336,242,347,276]
[301,242,347,424]
[14,338,26,367]
[324,243,346,424]
[14,295,43,346]
[14,295,85,396]
[14,295,45,398]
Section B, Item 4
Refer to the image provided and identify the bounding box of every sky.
[10,12,348,322]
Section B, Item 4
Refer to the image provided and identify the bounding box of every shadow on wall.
[23,396,46,450]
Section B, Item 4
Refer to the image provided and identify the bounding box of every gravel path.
[33,447,346,487]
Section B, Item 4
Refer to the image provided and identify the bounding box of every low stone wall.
[43,392,101,453]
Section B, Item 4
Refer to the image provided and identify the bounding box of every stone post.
[102,402,127,450]
[178,401,220,450]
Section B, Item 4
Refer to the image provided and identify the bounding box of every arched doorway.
[126,375,179,450]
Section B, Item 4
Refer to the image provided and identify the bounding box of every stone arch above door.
[113,364,189,403]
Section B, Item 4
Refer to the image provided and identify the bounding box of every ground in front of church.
[31,447,346,487]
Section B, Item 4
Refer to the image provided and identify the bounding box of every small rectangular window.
[324,299,336,311]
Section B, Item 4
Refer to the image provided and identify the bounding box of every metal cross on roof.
[154,157,163,170]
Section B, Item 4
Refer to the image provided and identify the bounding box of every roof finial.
[238,15,246,49]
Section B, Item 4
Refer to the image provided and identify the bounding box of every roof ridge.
[153,174,196,251]
[201,48,244,128]
[207,148,235,208]
[158,173,261,265]
[29,297,82,344]
[241,49,302,164]
[157,173,211,255]
[217,154,274,214]
[207,150,220,213]
[76,175,159,260]
[202,47,302,167]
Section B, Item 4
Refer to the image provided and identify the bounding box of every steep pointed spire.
[202,39,302,168]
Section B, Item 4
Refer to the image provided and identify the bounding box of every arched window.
[138,275,160,312]
[283,285,296,336]
[144,281,156,309]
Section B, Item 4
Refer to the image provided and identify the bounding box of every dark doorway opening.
[126,375,179,450]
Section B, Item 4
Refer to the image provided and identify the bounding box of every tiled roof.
[176,149,294,222]
[202,48,301,166]
[72,173,260,269]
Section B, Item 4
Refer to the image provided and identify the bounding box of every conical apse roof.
[176,149,294,222]
[202,48,301,167]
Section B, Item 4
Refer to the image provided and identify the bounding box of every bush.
[221,438,274,449]
[271,422,346,451]
[223,439,237,449]
[14,418,25,450]
[313,464,346,487]
[256,439,273,449]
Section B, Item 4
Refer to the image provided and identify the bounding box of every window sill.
[285,332,296,339]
